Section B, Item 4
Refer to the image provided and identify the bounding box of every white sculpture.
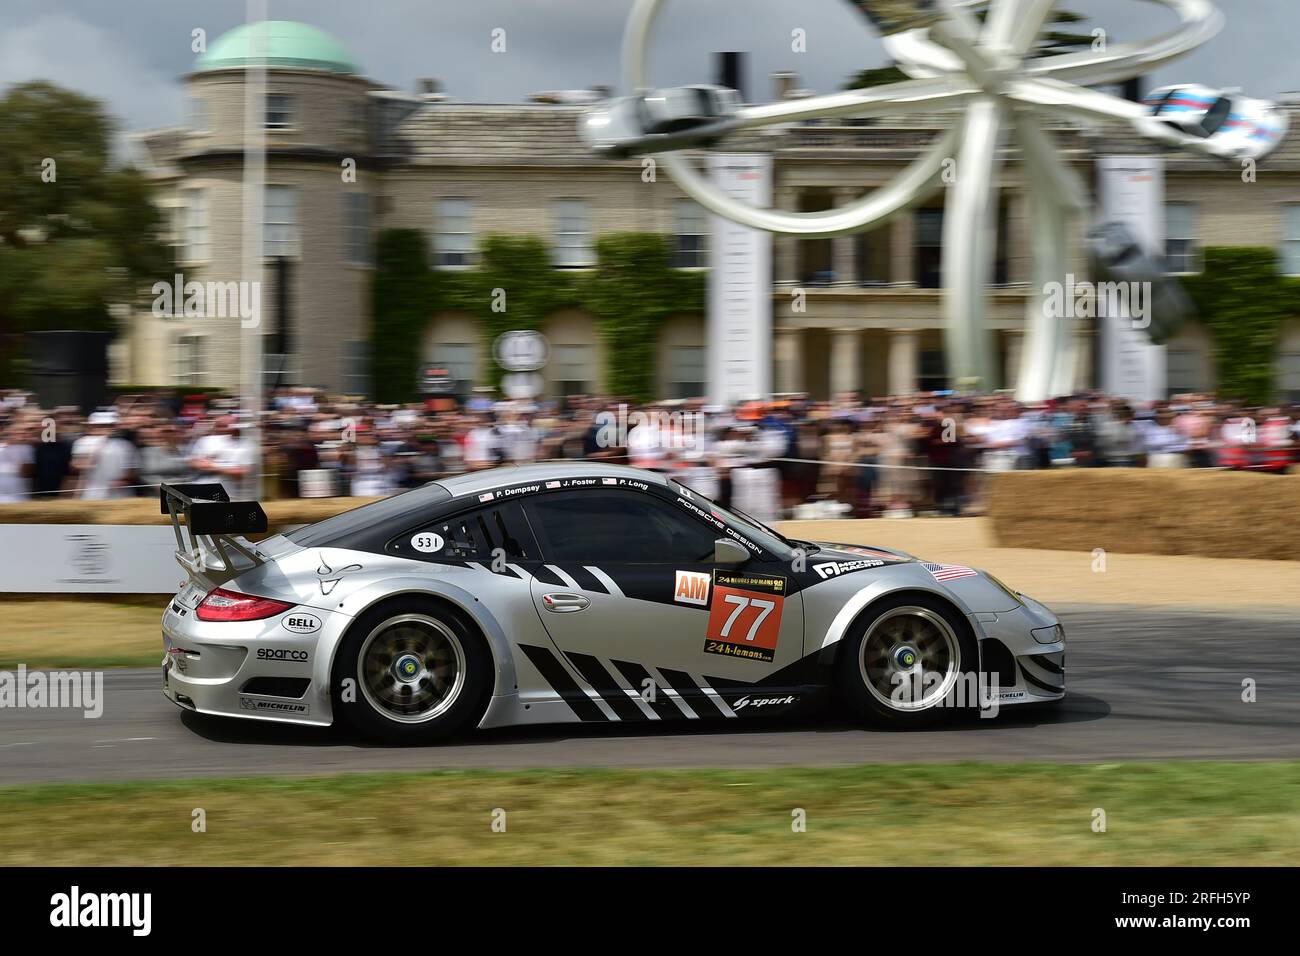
[589,0,1286,400]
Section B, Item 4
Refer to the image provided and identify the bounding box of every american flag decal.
[923,562,978,582]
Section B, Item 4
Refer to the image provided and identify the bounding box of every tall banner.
[1097,156,1166,403]
[707,154,773,405]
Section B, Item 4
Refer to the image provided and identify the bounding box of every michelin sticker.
[411,532,445,553]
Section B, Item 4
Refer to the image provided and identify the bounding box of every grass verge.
[0,596,162,669]
[0,762,1296,866]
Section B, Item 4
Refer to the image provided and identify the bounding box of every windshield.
[669,479,795,558]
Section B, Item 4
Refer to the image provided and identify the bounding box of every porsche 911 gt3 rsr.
[160,464,1064,743]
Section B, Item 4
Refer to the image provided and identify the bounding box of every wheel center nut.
[394,654,421,682]
[894,646,919,669]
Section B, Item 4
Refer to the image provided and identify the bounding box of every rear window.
[287,484,452,548]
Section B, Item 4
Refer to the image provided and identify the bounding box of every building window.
[1166,202,1200,273]
[345,340,371,398]
[182,189,209,263]
[264,185,298,258]
[673,200,708,268]
[1280,348,1300,403]
[431,343,477,396]
[266,93,295,130]
[553,199,594,268]
[345,193,372,266]
[918,348,948,391]
[552,343,594,395]
[1281,205,1300,276]
[189,96,210,133]
[174,334,206,386]
[344,100,367,139]
[796,190,834,284]
[914,207,944,289]
[855,228,890,286]
[669,346,705,399]
[432,198,474,267]
[1166,348,1205,396]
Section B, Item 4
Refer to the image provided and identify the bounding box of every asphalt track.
[2,606,1297,784]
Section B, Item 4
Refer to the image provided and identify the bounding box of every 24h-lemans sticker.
[703,570,786,663]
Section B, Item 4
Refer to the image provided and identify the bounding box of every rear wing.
[159,482,270,580]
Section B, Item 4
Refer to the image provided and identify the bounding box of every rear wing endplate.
[159,482,270,580]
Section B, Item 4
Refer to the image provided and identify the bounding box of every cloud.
[0,11,186,132]
[0,0,1294,137]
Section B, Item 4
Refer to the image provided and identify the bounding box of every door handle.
[542,592,590,613]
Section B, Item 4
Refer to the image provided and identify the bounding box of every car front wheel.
[837,595,977,727]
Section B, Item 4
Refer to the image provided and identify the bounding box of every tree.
[0,81,171,382]
[845,7,1096,90]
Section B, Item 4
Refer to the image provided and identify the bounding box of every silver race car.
[160,464,1064,743]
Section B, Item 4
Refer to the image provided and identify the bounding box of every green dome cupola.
[196,21,361,75]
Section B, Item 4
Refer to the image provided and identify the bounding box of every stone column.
[887,329,919,395]
[829,328,861,397]
[832,188,858,285]
[774,327,805,394]
[891,212,915,287]
[1004,328,1024,393]
[773,185,799,286]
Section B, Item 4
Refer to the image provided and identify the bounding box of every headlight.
[1031,624,1064,645]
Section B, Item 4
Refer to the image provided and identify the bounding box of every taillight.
[196,587,295,622]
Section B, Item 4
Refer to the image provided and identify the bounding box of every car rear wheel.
[837,595,977,727]
[333,598,491,744]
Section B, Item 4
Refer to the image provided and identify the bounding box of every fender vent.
[240,677,311,699]
[979,639,1016,686]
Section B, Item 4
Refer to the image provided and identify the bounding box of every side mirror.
[713,538,749,566]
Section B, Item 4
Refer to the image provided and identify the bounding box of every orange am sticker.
[704,571,786,663]
[674,569,711,606]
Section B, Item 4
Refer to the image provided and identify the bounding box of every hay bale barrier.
[0,497,381,537]
[987,470,1300,561]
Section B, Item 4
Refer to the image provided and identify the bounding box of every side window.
[393,503,535,563]
[529,491,717,564]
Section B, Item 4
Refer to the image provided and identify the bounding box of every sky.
[1,0,1297,134]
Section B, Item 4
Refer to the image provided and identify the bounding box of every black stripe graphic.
[518,644,606,721]
[566,565,607,594]
[532,565,563,586]
[1018,662,1065,694]
[1028,653,1063,674]
[657,668,727,719]
[564,652,645,721]
[610,659,684,720]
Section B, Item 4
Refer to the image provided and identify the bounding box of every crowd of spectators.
[1,385,1296,518]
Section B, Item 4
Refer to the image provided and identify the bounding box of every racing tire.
[332,597,492,744]
[836,594,978,728]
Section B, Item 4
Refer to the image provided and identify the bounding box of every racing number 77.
[718,594,776,643]
[704,572,787,662]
